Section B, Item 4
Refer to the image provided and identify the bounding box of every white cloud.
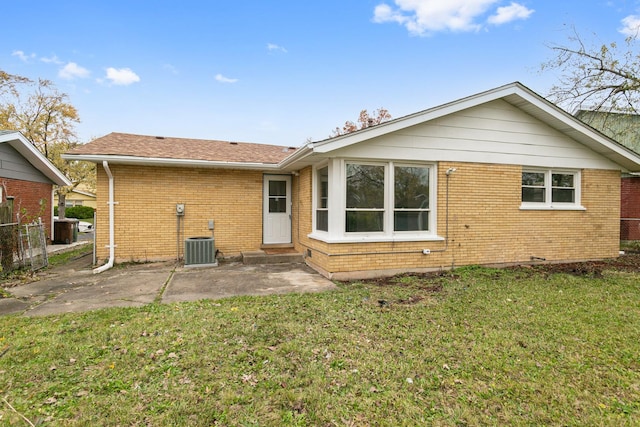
[41,55,63,65]
[12,50,35,62]
[59,62,90,80]
[215,73,238,83]
[373,0,533,35]
[488,2,534,25]
[104,67,140,85]
[267,43,288,53]
[620,15,640,38]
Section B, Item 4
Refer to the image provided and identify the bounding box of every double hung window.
[346,164,385,232]
[394,166,430,231]
[521,169,582,209]
[316,166,329,232]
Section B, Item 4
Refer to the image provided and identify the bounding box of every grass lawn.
[1,263,640,425]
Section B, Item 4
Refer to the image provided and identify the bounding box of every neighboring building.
[575,110,640,240]
[53,186,97,209]
[0,131,72,241]
[64,82,640,279]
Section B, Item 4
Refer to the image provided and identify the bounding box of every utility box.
[184,236,217,267]
[53,219,79,244]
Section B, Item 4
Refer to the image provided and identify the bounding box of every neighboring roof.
[64,132,298,169]
[575,110,640,154]
[68,189,96,198]
[0,131,72,186]
[282,82,640,173]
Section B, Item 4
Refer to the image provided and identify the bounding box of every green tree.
[0,72,95,219]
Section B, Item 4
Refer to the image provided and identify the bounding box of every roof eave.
[277,143,316,170]
[307,82,640,172]
[0,131,71,186]
[61,153,282,170]
[503,84,640,172]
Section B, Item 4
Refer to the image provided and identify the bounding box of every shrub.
[60,206,95,219]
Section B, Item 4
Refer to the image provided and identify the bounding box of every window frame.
[315,164,329,232]
[520,168,585,211]
[345,161,387,234]
[310,159,441,243]
[393,164,432,233]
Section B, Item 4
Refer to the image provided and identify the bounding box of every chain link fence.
[20,219,48,271]
[1,200,48,273]
[0,222,18,272]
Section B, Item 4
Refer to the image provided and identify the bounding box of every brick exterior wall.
[1,178,53,239]
[292,166,312,253]
[620,176,640,240]
[95,162,621,277]
[299,163,621,279]
[95,165,265,263]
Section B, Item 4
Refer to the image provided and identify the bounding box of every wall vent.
[184,237,217,267]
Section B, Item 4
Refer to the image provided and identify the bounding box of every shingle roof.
[67,132,298,164]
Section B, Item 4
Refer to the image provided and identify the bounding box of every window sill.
[519,204,586,211]
[308,232,445,244]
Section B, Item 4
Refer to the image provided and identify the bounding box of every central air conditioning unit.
[184,236,217,267]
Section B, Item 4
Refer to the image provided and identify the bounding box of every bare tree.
[331,108,392,137]
[0,70,30,98]
[542,27,640,115]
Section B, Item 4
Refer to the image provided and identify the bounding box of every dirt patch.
[522,253,640,277]
[347,254,640,288]
[397,295,426,305]
[366,272,454,287]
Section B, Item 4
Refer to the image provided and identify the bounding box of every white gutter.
[94,161,116,274]
[2,132,72,186]
[62,154,282,170]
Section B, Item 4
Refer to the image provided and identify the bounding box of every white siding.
[330,100,621,170]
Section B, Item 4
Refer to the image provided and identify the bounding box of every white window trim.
[312,161,330,234]
[344,160,388,236]
[309,159,442,243]
[520,168,586,211]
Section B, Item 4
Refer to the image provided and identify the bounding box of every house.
[0,131,72,241]
[64,82,640,279]
[575,110,640,241]
[53,186,97,209]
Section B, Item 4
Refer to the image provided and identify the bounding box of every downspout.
[94,161,115,274]
[51,188,55,243]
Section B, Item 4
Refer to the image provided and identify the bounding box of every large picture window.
[521,169,581,209]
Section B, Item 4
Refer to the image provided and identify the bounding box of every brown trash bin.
[53,219,79,244]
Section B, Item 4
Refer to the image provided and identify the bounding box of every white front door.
[263,175,292,244]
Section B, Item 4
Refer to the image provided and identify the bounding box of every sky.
[2,0,640,147]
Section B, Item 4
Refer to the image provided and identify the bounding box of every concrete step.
[242,250,304,265]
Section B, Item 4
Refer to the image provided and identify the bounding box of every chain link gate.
[20,218,48,271]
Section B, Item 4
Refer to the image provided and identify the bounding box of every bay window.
[312,160,437,242]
